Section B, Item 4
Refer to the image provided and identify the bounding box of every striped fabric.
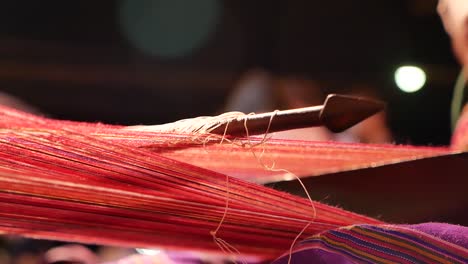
[274,224,468,264]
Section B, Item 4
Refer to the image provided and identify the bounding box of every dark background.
[0,0,460,146]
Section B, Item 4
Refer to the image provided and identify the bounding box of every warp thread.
[209,110,317,263]
[0,104,384,259]
[209,118,246,263]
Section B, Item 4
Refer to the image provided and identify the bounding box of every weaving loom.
[0,92,466,264]
[0,0,467,263]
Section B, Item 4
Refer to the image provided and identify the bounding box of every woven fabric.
[0,104,453,184]
[272,223,468,264]
[102,223,468,263]
[0,104,382,258]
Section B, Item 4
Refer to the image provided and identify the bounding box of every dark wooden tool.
[210,94,385,136]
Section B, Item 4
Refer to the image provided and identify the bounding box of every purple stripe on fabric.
[328,230,420,263]
[365,225,467,263]
[325,231,414,264]
[292,237,377,264]
[274,224,468,264]
[345,227,440,264]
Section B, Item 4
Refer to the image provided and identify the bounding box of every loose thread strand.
[210,175,229,237]
[210,158,246,264]
[242,110,317,264]
[210,110,316,263]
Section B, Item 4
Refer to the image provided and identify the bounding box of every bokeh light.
[394,65,426,93]
[118,0,220,58]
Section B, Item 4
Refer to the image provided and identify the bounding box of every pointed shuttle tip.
[320,94,386,133]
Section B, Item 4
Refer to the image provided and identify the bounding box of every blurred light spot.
[136,248,161,255]
[119,0,220,58]
[394,66,426,93]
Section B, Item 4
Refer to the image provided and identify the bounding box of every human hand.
[438,0,468,69]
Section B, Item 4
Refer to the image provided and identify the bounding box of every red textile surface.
[157,139,451,183]
[0,105,452,183]
[0,105,382,258]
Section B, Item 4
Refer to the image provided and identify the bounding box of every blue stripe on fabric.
[328,230,419,263]
[364,225,467,263]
